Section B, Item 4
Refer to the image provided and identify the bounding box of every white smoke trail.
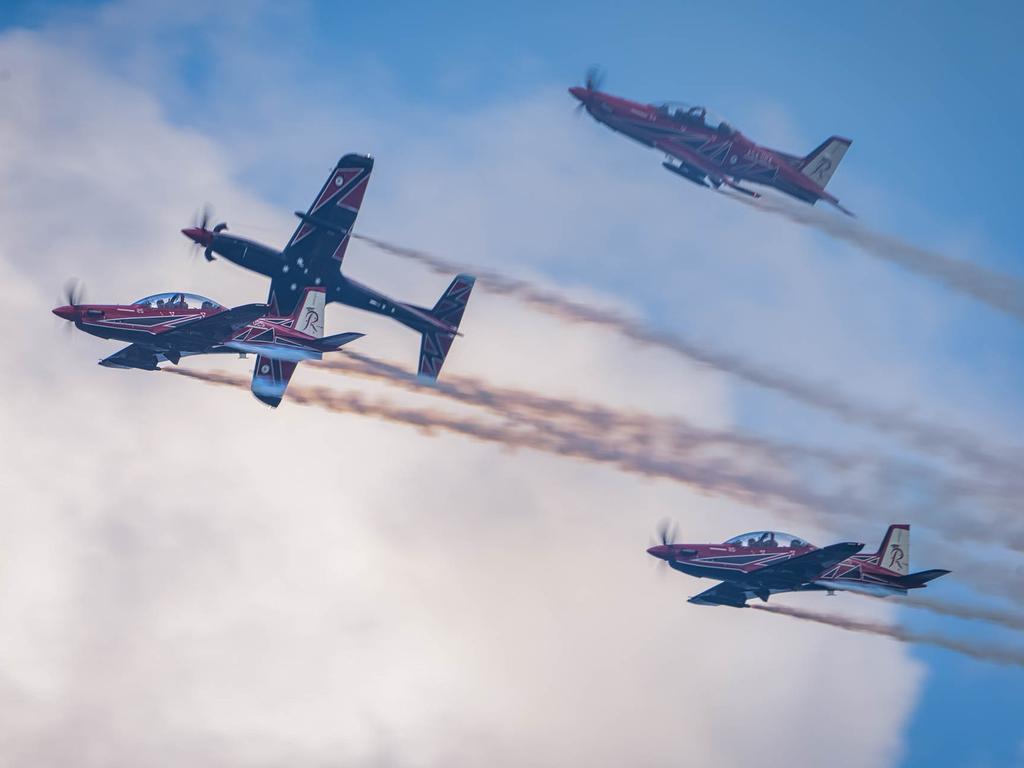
[860,593,1024,632]
[312,354,1024,550]
[354,234,1024,479]
[165,366,1024,606]
[725,190,1024,322]
[163,367,832,515]
[752,603,1024,667]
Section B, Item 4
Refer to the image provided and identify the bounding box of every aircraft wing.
[744,542,865,590]
[688,582,750,607]
[281,154,373,277]
[656,139,762,198]
[98,343,160,370]
[159,303,269,347]
[250,356,298,408]
[687,542,865,607]
[655,139,722,178]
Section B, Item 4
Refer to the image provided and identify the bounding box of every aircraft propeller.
[55,278,87,335]
[187,204,227,262]
[649,518,679,575]
[656,517,678,547]
[61,277,86,308]
[575,67,606,114]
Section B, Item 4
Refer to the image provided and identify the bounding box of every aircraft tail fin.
[801,136,851,189]
[417,274,476,380]
[874,524,910,576]
[289,287,326,339]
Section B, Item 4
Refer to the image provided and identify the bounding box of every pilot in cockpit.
[687,106,707,125]
[759,532,778,548]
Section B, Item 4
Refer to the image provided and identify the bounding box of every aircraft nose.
[646,545,671,560]
[181,226,213,246]
[568,86,588,102]
[52,305,78,320]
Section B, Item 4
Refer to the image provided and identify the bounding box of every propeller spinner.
[182,205,224,262]
[53,278,87,327]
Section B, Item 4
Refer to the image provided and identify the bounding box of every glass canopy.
[131,292,223,310]
[722,531,810,549]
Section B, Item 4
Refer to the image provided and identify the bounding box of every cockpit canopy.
[723,531,810,549]
[650,101,735,135]
[131,292,223,310]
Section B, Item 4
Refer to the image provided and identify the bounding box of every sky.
[1,1,1022,766]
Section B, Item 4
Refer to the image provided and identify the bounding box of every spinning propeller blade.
[62,277,85,307]
[56,278,86,336]
[656,518,677,547]
[186,204,223,262]
[575,67,606,114]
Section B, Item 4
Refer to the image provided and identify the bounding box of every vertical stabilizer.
[801,136,851,189]
[876,524,910,576]
[291,287,325,339]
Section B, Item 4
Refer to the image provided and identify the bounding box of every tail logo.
[809,157,833,181]
[301,307,321,334]
[887,544,905,570]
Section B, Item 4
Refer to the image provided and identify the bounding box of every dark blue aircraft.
[183,154,475,389]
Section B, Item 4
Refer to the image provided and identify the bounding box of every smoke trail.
[167,361,1024,559]
[310,353,1024,551]
[166,366,1024,605]
[725,190,1024,322]
[751,603,1024,667]
[354,234,1024,478]
[162,367,841,516]
[859,593,1024,632]
[310,354,871,473]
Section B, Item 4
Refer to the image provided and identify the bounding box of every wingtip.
[337,153,374,169]
[252,392,282,408]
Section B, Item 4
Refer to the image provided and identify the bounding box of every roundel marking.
[335,174,345,186]
[730,155,737,164]
[260,364,270,374]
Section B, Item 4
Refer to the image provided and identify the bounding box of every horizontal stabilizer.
[312,331,364,352]
[896,569,951,587]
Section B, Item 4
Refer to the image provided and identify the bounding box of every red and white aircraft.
[53,284,362,407]
[647,523,949,607]
[570,70,853,214]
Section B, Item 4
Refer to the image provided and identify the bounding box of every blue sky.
[3,1,1023,765]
